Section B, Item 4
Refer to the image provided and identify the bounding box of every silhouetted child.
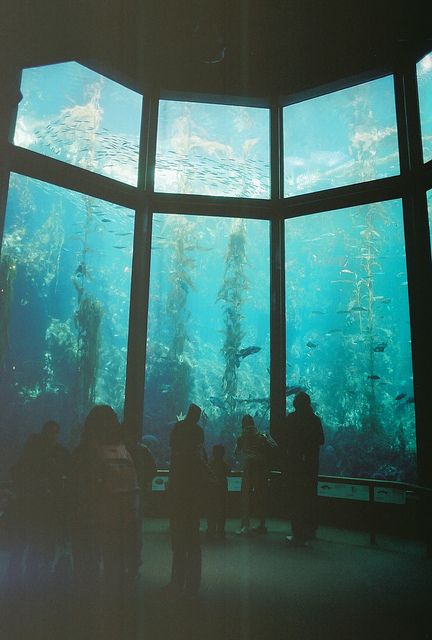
[206,445,230,539]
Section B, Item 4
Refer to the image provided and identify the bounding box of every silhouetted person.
[278,392,324,546]
[166,403,210,596]
[8,420,69,582]
[70,405,140,636]
[235,415,270,536]
[130,442,157,500]
[206,445,230,539]
[125,434,157,574]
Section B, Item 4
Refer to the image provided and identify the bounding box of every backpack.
[94,443,139,527]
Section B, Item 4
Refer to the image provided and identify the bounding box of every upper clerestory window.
[283,75,400,197]
[417,52,432,164]
[14,61,143,187]
[155,100,270,199]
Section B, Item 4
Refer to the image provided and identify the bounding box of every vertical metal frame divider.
[124,89,160,444]
[269,99,286,434]
[394,53,432,486]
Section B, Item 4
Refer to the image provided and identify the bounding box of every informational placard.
[228,476,243,492]
[317,482,370,501]
[152,476,169,492]
[374,487,406,504]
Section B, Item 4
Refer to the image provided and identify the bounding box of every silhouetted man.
[166,403,209,596]
[277,392,324,546]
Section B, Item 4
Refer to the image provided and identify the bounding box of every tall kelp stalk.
[349,90,384,431]
[164,216,196,419]
[0,255,16,366]
[65,83,105,424]
[74,295,103,413]
[71,194,104,424]
[217,219,248,417]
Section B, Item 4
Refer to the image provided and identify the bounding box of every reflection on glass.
[144,214,270,466]
[14,61,142,186]
[285,200,416,481]
[155,101,270,198]
[283,76,399,196]
[0,174,134,473]
[417,52,432,163]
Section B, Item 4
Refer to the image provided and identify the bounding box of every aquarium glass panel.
[14,61,142,186]
[285,200,416,481]
[417,52,432,163]
[144,214,270,467]
[283,76,399,196]
[0,173,134,474]
[155,101,270,198]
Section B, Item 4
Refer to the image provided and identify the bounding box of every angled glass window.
[155,101,270,198]
[283,76,399,196]
[14,61,142,186]
[144,213,270,467]
[285,199,416,482]
[417,52,432,163]
[0,173,134,470]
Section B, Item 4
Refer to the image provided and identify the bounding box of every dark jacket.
[279,409,324,482]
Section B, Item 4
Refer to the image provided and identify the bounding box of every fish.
[349,306,368,312]
[373,342,387,352]
[237,346,261,359]
[306,341,318,349]
[395,393,407,401]
[368,375,380,380]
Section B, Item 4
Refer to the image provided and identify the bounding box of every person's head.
[241,414,255,429]
[212,444,225,459]
[82,405,120,445]
[185,403,202,424]
[41,420,60,443]
[293,391,312,412]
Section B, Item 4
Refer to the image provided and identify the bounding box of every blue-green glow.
[14,61,142,186]
[285,200,416,481]
[417,52,432,163]
[144,213,270,466]
[155,101,270,198]
[0,174,134,470]
[283,76,400,196]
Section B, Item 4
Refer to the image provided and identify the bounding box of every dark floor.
[1,518,431,640]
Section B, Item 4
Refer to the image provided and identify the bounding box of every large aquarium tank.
[0,174,134,472]
[285,201,416,481]
[144,213,270,468]
[1,56,429,482]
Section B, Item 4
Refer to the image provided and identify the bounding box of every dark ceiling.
[1,0,431,99]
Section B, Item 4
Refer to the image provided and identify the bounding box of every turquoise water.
[0,60,423,480]
[285,202,416,480]
[417,52,432,163]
